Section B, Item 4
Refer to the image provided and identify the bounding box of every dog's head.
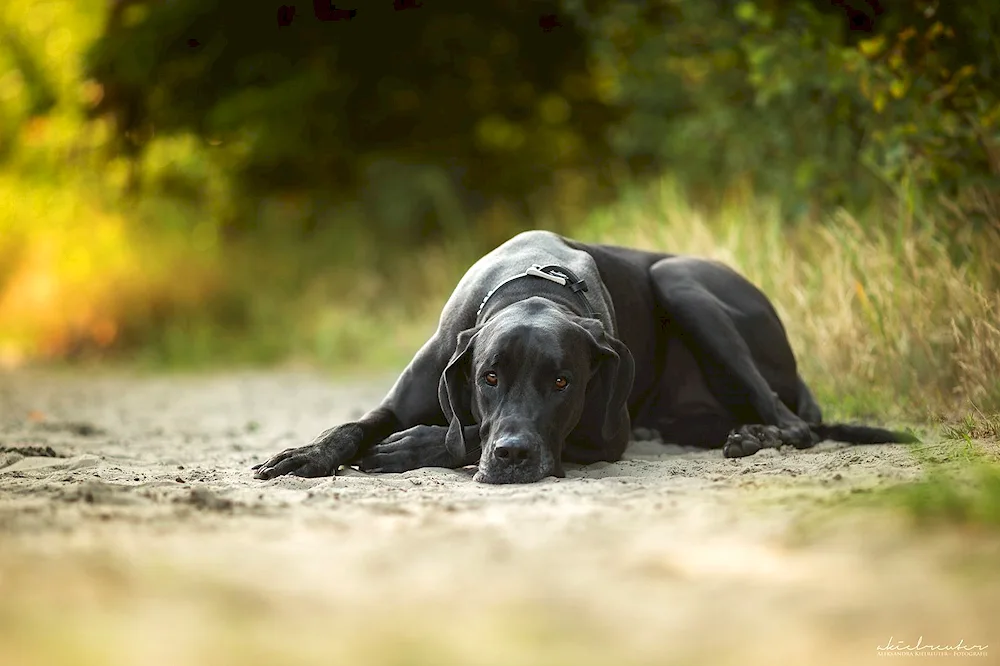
[439,298,634,484]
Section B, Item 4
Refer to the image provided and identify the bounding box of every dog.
[253,230,916,484]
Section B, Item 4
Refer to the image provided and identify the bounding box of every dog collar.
[475,264,598,321]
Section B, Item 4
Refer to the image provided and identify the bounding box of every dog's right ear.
[438,325,482,460]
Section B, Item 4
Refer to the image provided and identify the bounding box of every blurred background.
[1,0,998,421]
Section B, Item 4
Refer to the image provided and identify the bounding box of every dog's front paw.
[723,425,780,458]
[358,425,456,473]
[252,424,362,479]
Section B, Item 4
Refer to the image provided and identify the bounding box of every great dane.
[253,230,916,484]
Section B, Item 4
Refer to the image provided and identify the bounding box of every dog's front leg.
[253,334,455,479]
[358,424,482,473]
[253,406,403,479]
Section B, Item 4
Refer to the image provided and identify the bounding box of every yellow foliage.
[0,184,138,357]
[955,65,978,80]
[858,36,886,58]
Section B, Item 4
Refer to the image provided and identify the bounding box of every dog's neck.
[475,264,599,326]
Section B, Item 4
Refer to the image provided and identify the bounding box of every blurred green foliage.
[4,0,998,226]
[0,0,981,236]
[563,0,1000,214]
[84,0,622,242]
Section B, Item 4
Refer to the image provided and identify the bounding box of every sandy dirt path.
[0,370,996,666]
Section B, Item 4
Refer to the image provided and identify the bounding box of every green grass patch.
[870,413,1000,529]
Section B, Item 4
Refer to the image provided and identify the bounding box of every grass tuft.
[876,412,1000,529]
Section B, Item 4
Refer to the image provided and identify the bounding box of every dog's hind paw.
[723,425,780,458]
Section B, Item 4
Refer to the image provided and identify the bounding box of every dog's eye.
[554,376,568,390]
[483,371,498,386]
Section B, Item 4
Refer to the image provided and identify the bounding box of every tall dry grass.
[572,178,1000,420]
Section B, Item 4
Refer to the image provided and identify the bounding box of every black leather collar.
[475,264,598,322]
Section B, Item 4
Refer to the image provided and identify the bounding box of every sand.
[0,369,996,666]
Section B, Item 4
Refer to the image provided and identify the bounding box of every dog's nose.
[493,437,532,464]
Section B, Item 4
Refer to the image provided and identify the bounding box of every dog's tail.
[810,422,920,444]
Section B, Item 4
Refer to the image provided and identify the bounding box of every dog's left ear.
[571,316,635,443]
[438,325,482,460]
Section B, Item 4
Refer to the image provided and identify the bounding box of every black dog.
[253,231,916,484]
